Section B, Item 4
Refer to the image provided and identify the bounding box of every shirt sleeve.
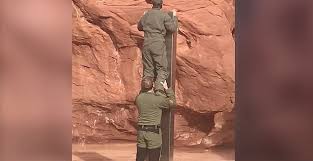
[137,17,144,31]
[159,88,176,109]
[134,95,139,105]
[164,14,178,33]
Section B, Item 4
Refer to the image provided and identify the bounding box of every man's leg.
[146,129,162,161]
[136,147,148,161]
[151,42,169,92]
[148,147,161,161]
[142,46,155,79]
[136,131,148,161]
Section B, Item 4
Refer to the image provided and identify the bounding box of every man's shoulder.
[153,93,168,103]
[147,9,167,16]
[160,10,170,18]
[136,92,154,99]
[160,10,170,16]
[136,92,165,102]
[136,93,145,100]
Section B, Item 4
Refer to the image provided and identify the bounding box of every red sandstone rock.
[72,0,234,147]
[145,0,153,4]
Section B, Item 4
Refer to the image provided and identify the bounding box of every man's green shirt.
[137,8,177,44]
[135,88,176,125]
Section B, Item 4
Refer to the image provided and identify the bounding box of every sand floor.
[72,143,234,161]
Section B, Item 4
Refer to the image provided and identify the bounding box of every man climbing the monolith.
[137,0,177,95]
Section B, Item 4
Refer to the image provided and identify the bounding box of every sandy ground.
[72,143,234,161]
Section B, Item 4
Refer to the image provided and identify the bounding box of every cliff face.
[72,0,235,147]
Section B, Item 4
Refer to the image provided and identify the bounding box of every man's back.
[135,89,176,125]
[138,9,177,43]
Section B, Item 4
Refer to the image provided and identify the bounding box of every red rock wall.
[72,0,235,147]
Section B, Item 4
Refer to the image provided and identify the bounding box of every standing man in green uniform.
[137,0,178,94]
[135,77,176,161]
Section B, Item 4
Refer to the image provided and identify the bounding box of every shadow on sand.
[174,143,235,161]
[210,144,235,160]
[73,152,114,161]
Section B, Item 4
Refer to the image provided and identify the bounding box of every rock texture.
[72,0,235,147]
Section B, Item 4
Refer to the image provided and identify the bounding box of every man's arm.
[164,13,178,33]
[159,81,176,109]
[165,88,176,108]
[134,95,138,105]
[137,18,144,31]
[159,88,176,109]
[138,11,147,31]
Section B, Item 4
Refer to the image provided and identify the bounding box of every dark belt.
[137,125,160,134]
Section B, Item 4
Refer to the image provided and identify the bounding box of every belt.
[137,125,160,134]
[138,125,160,129]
